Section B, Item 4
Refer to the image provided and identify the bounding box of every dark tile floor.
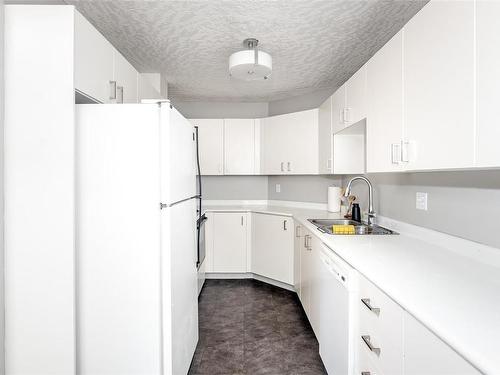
[188,279,327,375]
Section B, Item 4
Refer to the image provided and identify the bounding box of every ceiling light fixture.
[229,38,272,81]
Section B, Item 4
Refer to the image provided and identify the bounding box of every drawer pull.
[361,372,371,375]
[361,298,380,315]
[361,335,381,356]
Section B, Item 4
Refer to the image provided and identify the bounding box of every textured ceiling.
[61,0,427,102]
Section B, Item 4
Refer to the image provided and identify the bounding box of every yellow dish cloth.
[332,224,355,235]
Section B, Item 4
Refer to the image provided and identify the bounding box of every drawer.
[357,340,384,375]
[358,275,404,375]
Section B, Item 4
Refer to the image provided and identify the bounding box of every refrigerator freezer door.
[161,198,199,375]
[76,104,162,374]
[160,104,197,204]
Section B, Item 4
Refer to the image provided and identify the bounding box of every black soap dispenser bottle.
[351,203,361,222]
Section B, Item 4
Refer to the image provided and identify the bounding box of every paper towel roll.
[327,186,341,213]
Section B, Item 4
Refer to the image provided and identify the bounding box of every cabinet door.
[332,85,346,133]
[212,213,247,272]
[293,222,302,294]
[476,0,500,167]
[262,115,287,174]
[404,313,480,375]
[74,11,114,103]
[285,109,319,174]
[308,235,322,337]
[299,230,312,315]
[252,213,294,284]
[345,65,367,126]
[318,96,333,174]
[113,50,138,103]
[404,0,474,170]
[224,119,255,175]
[366,30,404,173]
[191,119,224,175]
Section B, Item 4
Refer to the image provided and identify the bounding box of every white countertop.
[204,202,500,375]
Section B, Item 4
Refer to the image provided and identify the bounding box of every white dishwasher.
[318,243,358,375]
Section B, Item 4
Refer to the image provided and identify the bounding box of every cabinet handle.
[109,81,117,100]
[304,235,312,250]
[361,335,381,356]
[361,372,371,375]
[361,298,380,316]
[295,225,301,238]
[280,162,284,172]
[241,216,244,226]
[287,162,291,172]
[327,158,332,171]
[283,220,287,231]
[117,86,124,104]
[218,164,222,174]
[391,143,400,164]
[401,140,410,163]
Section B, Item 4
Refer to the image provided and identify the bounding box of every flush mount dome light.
[229,38,272,81]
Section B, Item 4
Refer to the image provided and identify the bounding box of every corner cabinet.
[318,96,333,174]
[224,119,260,175]
[261,109,319,175]
[251,213,294,284]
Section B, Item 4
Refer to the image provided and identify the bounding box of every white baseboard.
[205,272,296,292]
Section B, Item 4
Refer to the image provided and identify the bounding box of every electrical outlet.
[416,192,428,210]
[275,184,281,193]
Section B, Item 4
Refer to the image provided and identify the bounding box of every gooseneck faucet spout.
[344,176,376,226]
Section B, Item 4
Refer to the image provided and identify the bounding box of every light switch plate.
[275,184,281,193]
[416,192,428,210]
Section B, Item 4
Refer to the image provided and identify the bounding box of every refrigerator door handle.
[161,195,200,209]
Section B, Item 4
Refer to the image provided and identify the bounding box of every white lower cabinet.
[299,227,321,335]
[358,275,404,375]
[404,313,480,375]
[293,221,303,295]
[299,228,313,316]
[210,212,248,273]
[357,274,480,375]
[251,213,294,284]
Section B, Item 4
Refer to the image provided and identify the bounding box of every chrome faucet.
[344,176,376,226]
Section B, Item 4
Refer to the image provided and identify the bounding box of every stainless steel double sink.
[308,219,398,235]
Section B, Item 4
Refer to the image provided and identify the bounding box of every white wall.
[171,100,269,119]
[4,6,75,374]
[203,176,268,201]
[268,88,333,116]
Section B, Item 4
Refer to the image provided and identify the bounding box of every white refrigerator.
[76,101,199,375]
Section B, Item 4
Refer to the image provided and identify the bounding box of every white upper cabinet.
[403,0,475,170]
[332,85,346,134]
[366,30,404,173]
[345,64,367,126]
[262,109,319,175]
[224,119,256,175]
[113,50,138,104]
[404,312,480,375]
[251,213,294,284]
[74,11,114,103]
[190,119,224,175]
[318,96,333,174]
[476,0,500,168]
